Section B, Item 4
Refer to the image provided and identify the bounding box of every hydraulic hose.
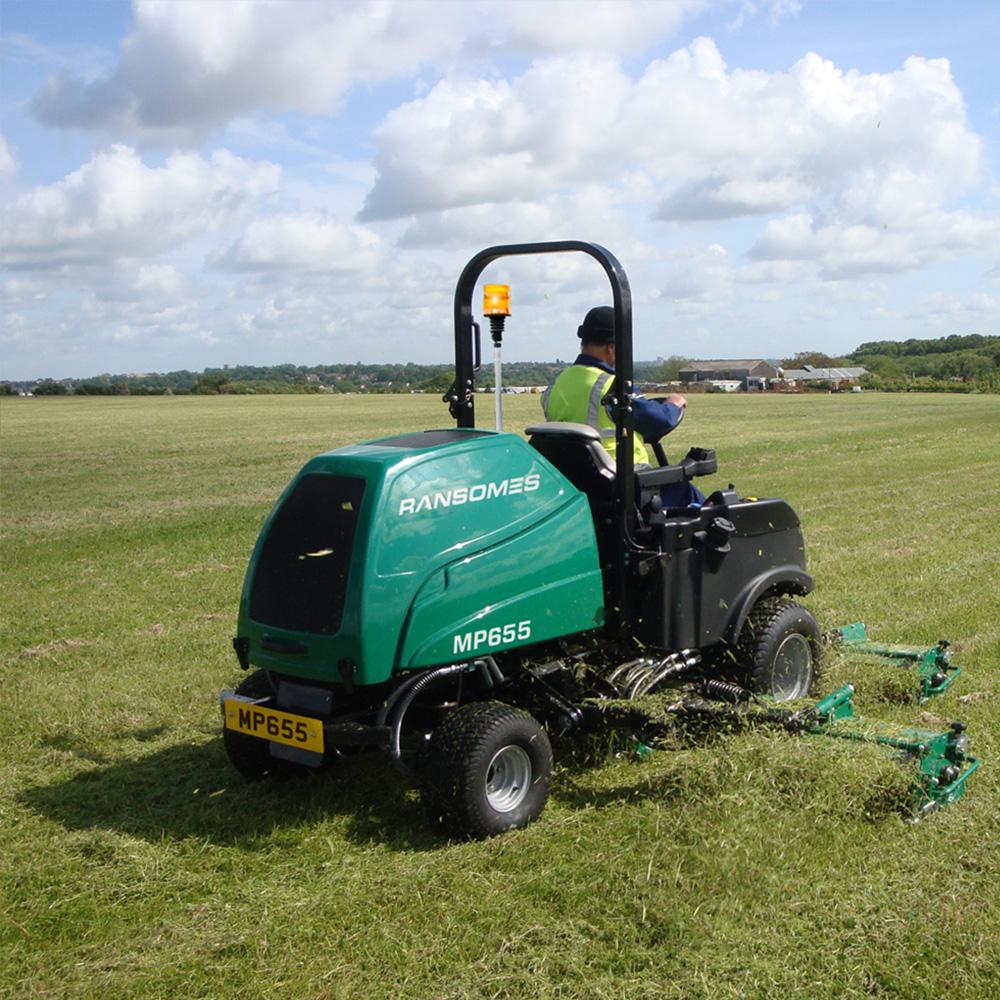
[375,670,427,729]
[388,663,469,774]
[476,655,506,686]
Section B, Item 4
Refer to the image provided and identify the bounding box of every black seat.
[525,423,615,504]
[527,422,718,519]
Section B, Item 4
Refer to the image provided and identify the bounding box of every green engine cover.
[237,428,605,685]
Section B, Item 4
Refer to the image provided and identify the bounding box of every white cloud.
[215,213,381,273]
[0,134,17,179]
[394,183,644,254]
[133,263,185,296]
[360,58,634,220]
[365,43,983,218]
[729,0,802,30]
[2,30,115,80]
[397,202,559,249]
[1,275,46,307]
[31,0,459,144]
[1,145,279,269]
[30,0,706,145]
[914,291,1000,322]
[497,1,710,55]
[359,40,992,281]
[660,243,734,302]
[748,209,999,280]
[657,175,815,220]
[5,7,997,379]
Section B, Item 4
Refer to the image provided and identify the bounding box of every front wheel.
[420,702,552,839]
[738,597,821,701]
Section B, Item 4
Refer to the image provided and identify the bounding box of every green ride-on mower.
[220,241,978,838]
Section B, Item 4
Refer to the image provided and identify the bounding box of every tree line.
[7,335,998,396]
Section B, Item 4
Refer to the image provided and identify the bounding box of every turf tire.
[738,597,821,701]
[421,702,552,840]
[222,669,283,780]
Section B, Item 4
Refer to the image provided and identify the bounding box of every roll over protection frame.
[451,241,637,633]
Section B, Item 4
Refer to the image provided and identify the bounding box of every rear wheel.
[738,597,821,701]
[420,702,552,839]
[222,670,282,780]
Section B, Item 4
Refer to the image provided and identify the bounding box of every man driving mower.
[542,305,703,507]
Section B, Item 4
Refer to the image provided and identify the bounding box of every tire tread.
[738,597,821,698]
[222,670,281,780]
[421,702,552,839]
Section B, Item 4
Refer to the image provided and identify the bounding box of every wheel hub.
[485,744,532,812]
[771,633,813,700]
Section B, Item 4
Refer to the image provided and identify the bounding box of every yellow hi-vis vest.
[541,364,648,466]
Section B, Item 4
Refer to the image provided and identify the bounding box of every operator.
[542,305,703,507]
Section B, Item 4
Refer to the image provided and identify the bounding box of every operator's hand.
[665,393,687,409]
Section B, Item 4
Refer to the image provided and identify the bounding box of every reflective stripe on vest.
[541,363,647,466]
[588,373,615,437]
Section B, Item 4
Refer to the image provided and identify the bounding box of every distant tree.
[193,373,229,394]
[851,334,999,359]
[0,384,17,396]
[979,371,1000,394]
[963,354,996,380]
[418,372,454,394]
[653,355,690,382]
[864,356,906,379]
[33,381,69,395]
[779,351,846,369]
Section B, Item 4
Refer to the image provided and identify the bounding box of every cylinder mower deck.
[828,622,962,700]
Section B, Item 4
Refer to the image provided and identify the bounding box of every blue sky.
[1,0,997,380]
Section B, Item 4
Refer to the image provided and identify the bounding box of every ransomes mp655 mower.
[220,241,978,838]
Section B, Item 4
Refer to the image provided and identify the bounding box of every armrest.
[636,447,717,490]
[679,447,717,478]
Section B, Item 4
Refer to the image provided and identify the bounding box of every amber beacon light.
[482,284,510,431]
[483,283,511,317]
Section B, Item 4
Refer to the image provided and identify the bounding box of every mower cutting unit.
[829,622,962,700]
[617,683,979,819]
[219,241,979,838]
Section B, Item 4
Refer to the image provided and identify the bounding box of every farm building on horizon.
[679,359,869,392]
[679,359,780,391]
[779,364,868,390]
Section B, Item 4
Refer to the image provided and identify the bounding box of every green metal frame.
[629,682,979,817]
[804,684,979,816]
[832,622,961,700]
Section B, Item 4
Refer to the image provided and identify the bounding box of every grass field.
[2,392,998,999]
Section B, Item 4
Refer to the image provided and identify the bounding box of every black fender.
[723,567,814,646]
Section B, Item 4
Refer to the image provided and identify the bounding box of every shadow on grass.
[20,735,441,852]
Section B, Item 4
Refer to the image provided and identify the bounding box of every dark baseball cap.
[577,306,615,343]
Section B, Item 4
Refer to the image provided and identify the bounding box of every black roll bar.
[451,241,638,631]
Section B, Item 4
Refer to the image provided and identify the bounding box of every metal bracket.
[828,622,961,700]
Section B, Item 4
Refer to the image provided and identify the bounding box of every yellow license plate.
[223,698,324,753]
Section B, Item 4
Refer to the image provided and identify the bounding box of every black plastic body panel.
[632,498,812,650]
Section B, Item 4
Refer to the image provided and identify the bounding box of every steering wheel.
[648,397,684,466]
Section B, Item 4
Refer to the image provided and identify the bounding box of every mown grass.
[1,392,998,999]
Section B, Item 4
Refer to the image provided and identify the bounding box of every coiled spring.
[698,677,752,703]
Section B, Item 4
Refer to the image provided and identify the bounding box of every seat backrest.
[525,422,615,503]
